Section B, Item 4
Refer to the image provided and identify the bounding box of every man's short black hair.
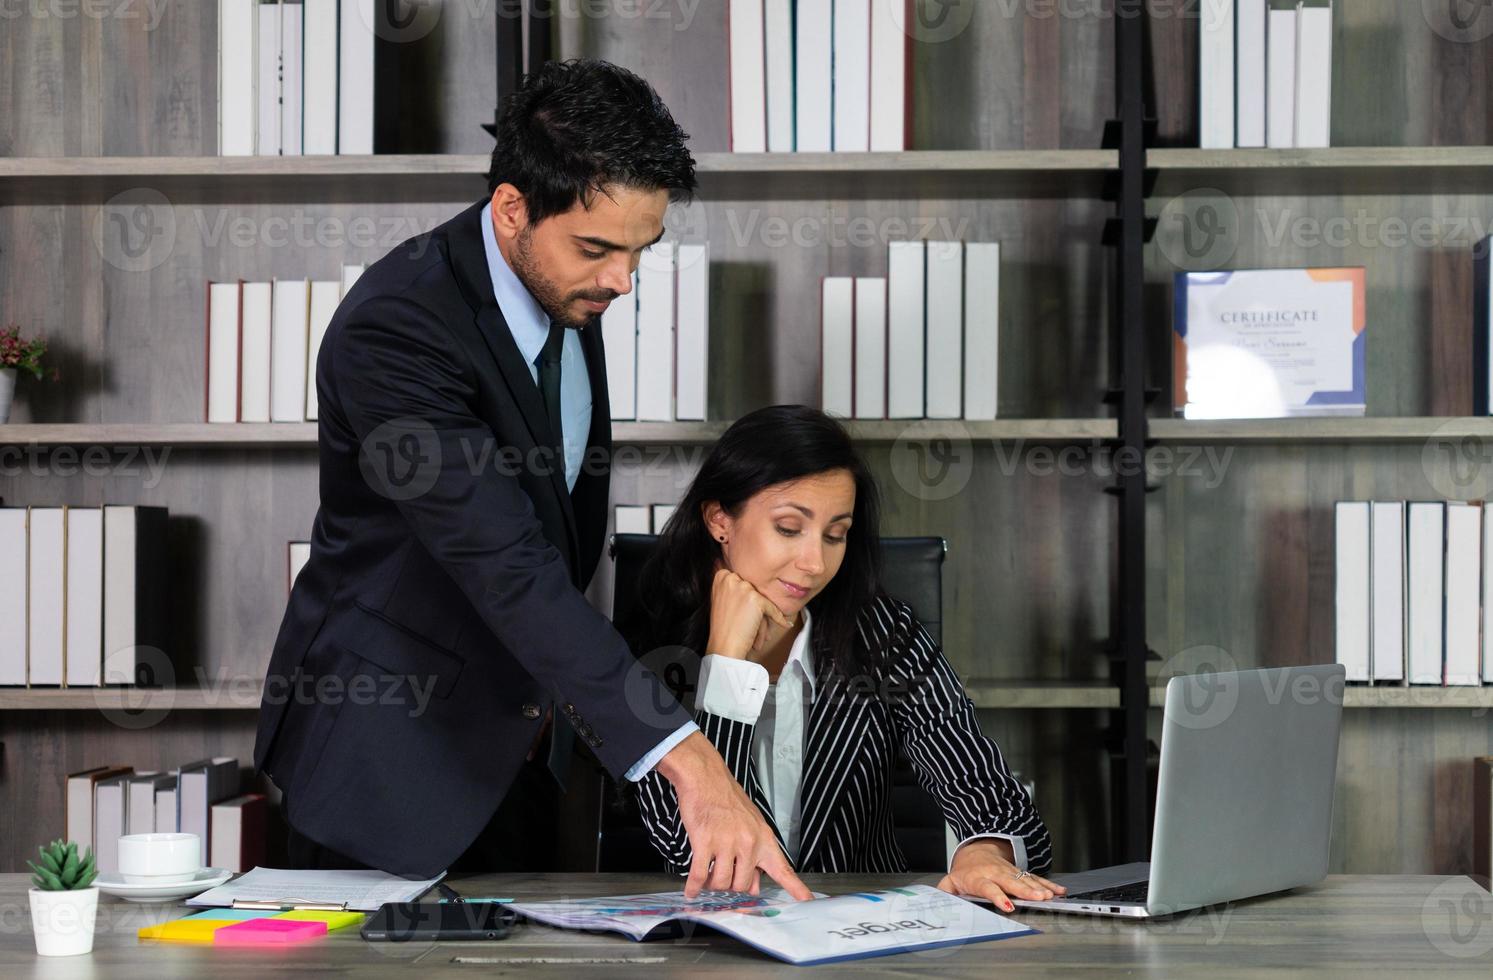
[486,59,697,225]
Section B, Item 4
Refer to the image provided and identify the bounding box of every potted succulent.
[27,839,99,956]
[0,324,51,424]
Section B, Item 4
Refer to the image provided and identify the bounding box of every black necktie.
[537,320,565,482]
[536,319,574,788]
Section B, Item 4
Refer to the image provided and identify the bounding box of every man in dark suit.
[253,60,808,899]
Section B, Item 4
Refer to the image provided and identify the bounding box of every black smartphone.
[360,902,517,942]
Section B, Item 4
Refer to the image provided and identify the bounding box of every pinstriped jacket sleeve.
[880,599,1056,875]
[634,708,762,873]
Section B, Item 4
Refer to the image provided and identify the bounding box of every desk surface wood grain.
[1,873,1490,977]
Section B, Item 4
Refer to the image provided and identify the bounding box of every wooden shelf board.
[0,423,319,448]
[0,686,263,710]
[1150,146,1493,195]
[0,150,1117,202]
[1150,417,1493,444]
[1142,684,1493,708]
[0,419,1117,449]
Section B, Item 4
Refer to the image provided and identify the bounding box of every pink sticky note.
[213,918,329,946]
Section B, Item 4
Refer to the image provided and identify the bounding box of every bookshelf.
[1142,0,1493,878]
[0,0,1489,879]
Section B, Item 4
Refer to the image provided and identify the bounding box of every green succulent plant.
[26,840,97,891]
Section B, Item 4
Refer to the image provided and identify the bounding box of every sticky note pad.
[138,919,236,943]
[213,918,328,946]
[182,909,281,922]
[276,909,365,931]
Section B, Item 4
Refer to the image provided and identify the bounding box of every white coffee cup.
[117,833,202,885]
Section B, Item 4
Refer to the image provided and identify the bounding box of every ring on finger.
[1013,869,1029,882]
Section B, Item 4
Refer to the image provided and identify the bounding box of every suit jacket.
[253,199,691,877]
[636,595,1054,875]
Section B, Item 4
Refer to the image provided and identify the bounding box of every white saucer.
[95,867,233,903]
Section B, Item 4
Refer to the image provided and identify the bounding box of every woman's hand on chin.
[706,567,795,662]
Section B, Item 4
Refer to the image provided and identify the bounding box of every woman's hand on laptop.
[937,839,1067,913]
[706,567,796,663]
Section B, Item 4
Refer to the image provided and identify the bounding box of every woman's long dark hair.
[618,406,885,681]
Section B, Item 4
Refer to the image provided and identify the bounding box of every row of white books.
[0,506,169,688]
[219,0,375,155]
[1334,501,1493,686]
[615,504,679,536]
[601,243,710,422]
[205,265,364,423]
[821,241,999,420]
[727,0,908,152]
[67,759,265,874]
[1200,0,1332,149]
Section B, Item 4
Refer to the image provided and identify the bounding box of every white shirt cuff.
[695,655,770,723]
[952,832,1028,873]
[623,721,699,782]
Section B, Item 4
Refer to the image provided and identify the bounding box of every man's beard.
[510,228,617,329]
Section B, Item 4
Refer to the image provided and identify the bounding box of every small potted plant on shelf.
[0,324,51,424]
[27,839,99,957]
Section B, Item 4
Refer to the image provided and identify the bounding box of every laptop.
[1008,664,1344,919]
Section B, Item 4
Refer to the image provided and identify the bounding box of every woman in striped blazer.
[620,405,1066,912]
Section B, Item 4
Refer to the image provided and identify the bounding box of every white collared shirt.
[695,608,1026,870]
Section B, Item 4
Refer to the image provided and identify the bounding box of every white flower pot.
[0,367,15,424]
[29,887,98,957]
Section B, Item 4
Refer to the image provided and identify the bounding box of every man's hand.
[656,731,813,901]
[936,839,1066,913]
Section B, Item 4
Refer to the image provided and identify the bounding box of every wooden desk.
[1,873,1489,976]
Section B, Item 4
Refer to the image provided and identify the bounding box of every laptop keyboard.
[1063,881,1150,904]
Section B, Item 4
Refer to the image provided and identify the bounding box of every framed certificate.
[1173,268,1366,419]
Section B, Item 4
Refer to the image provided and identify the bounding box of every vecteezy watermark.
[94,188,176,273]
[889,0,979,43]
[1156,187,1241,272]
[94,645,176,731]
[1420,878,1493,959]
[191,209,443,255]
[93,190,444,271]
[1421,422,1493,502]
[1153,645,1346,731]
[890,426,976,502]
[356,0,444,43]
[0,444,171,488]
[991,441,1233,487]
[1422,0,1493,43]
[257,667,440,719]
[1035,898,1236,943]
[888,433,1235,503]
[0,0,168,30]
[1155,645,1242,730]
[356,422,714,502]
[1156,187,1493,272]
[720,211,972,253]
[360,418,444,502]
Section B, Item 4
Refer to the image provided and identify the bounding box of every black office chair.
[596,534,951,872]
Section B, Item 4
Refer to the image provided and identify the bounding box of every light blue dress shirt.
[479,206,696,781]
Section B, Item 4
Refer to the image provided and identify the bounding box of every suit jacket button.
[521,703,541,720]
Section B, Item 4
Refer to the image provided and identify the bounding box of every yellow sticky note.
[138,919,234,943]
[276,910,366,932]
